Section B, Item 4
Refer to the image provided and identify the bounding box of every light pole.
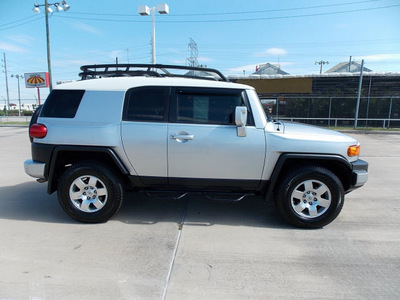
[138,4,169,65]
[11,74,24,117]
[315,60,329,74]
[33,1,70,91]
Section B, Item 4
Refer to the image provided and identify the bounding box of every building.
[254,63,289,75]
[229,72,400,128]
[326,61,372,73]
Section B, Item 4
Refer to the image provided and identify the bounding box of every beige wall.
[236,77,313,94]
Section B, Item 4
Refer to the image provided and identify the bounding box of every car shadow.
[0,182,291,229]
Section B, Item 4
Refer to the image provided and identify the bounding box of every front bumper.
[24,159,46,180]
[351,159,368,188]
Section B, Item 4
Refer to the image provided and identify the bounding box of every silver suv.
[24,64,368,228]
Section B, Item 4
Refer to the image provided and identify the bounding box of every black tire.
[57,162,124,223]
[275,166,344,229]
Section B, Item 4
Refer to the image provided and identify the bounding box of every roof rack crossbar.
[79,63,229,82]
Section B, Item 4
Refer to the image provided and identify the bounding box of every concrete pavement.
[0,127,399,299]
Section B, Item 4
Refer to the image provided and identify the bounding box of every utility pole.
[44,0,53,91]
[348,56,352,72]
[11,74,24,117]
[315,60,329,74]
[2,52,10,114]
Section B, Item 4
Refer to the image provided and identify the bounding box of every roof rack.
[79,64,229,82]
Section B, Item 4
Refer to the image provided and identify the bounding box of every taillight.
[30,123,47,139]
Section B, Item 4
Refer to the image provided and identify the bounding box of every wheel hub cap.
[291,179,332,219]
[69,175,108,213]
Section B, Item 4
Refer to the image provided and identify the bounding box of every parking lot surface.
[0,127,399,299]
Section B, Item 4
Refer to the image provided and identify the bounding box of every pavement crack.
[161,197,189,300]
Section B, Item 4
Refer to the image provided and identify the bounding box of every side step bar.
[144,191,249,203]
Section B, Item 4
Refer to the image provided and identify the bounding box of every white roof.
[55,76,253,91]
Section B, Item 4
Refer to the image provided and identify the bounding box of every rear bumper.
[24,159,46,180]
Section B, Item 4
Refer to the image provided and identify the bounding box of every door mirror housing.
[235,106,247,137]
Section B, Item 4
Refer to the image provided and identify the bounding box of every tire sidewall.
[277,167,344,228]
[58,162,123,223]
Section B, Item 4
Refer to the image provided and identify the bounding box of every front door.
[168,88,265,188]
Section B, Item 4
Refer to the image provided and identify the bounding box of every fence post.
[354,59,364,128]
[276,98,279,119]
[388,97,393,129]
[328,97,332,127]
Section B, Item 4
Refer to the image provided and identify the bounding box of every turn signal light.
[30,123,47,139]
[347,144,360,157]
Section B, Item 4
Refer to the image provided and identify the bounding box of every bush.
[23,110,34,116]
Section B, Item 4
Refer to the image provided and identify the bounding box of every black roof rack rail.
[79,64,229,82]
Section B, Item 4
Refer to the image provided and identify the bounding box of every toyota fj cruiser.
[24,64,368,228]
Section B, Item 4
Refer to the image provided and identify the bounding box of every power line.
[0,16,43,32]
[52,4,400,24]
[0,15,41,27]
[65,0,378,17]
[161,4,400,23]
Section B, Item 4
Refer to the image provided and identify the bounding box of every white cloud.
[6,35,34,45]
[227,61,296,75]
[110,50,123,60]
[266,48,288,56]
[358,54,400,62]
[170,59,186,64]
[198,56,213,62]
[0,42,28,53]
[52,59,96,68]
[228,64,258,74]
[255,47,288,57]
[71,22,101,35]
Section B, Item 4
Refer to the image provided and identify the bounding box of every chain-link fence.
[261,96,400,128]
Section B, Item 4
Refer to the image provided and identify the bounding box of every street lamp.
[32,1,70,91]
[138,3,169,65]
[10,74,24,117]
[315,60,329,74]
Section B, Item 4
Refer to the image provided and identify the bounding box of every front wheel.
[275,166,344,228]
[57,162,124,223]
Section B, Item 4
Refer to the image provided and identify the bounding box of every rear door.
[121,86,169,184]
[167,87,266,188]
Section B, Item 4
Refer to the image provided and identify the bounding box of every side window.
[123,86,167,122]
[40,90,85,118]
[176,90,244,125]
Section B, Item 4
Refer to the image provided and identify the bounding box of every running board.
[203,192,247,202]
[144,191,188,200]
[144,191,249,202]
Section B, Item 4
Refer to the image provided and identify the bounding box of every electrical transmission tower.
[186,38,199,67]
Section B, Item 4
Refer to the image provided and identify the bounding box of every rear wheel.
[58,162,124,223]
[275,166,344,228]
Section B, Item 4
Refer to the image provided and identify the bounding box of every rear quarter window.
[40,90,85,118]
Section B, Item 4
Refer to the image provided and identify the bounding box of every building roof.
[326,61,372,73]
[253,63,289,75]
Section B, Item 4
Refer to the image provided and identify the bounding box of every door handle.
[170,134,194,140]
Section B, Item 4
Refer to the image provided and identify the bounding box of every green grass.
[0,122,29,126]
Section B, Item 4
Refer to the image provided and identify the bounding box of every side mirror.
[235,106,247,137]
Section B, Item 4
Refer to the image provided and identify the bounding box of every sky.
[1,0,400,105]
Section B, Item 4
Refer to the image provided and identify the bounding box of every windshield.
[246,89,272,125]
